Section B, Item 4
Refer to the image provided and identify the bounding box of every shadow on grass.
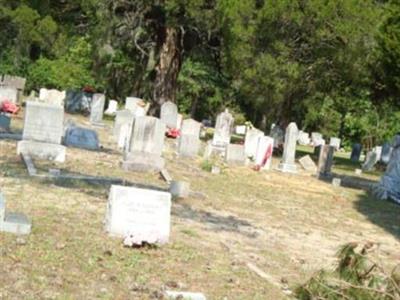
[354,192,400,240]
[172,203,258,238]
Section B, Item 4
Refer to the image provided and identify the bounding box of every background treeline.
[1,0,400,146]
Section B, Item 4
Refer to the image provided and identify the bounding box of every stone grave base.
[1,212,32,235]
[17,140,66,163]
[122,151,165,172]
[277,162,297,173]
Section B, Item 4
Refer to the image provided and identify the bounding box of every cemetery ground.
[1,113,400,299]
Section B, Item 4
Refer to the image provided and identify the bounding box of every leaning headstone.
[350,143,362,162]
[39,88,66,106]
[90,93,106,124]
[212,109,234,149]
[17,102,66,162]
[123,116,166,172]
[317,145,335,177]
[374,135,400,204]
[381,142,392,164]
[329,137,341,150]
[299,155,317,173]
[0,193,31,235]
[225,144,246,165]
[362,151,378,171]
[254,136,274,171]
[64,126,99,150]
[0,113,11,131]
[270,124,284,148]
[105,100,118,116]
[245,129,264,158]
[105,185,171,245]
[178,119,201,158]
[277,122,298,173]
[160,101,178,129]
[0,86,18,104]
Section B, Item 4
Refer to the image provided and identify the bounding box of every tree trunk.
[151,27,182,115]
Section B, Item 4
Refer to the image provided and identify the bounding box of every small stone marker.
[17,101,66,162]
[0,86,18,104]
[297,131,310,145]
[226,144,246,165]
[332,178,341,187]
[123,116,166,172]
[105,100,118,115]
[254,136,274,170]
[105,185,171,245]
[169,181,190,199]
[160,168,173,184]
[21,153,37,176]
[350,143,362,162]
[0,113,11,131]
[311,132,325,147]
[317,145,335,177]
[211,165,221,174]
[362,151,378,171]
[245,129,264,158]
[0,193,31,235]
[178,119,201,158]
[165,291,207,300]
[277,122,298,173]
[64,126,99,150]
[90,93,106,124]
[212,109,234,149]
[160,101,178,129]
[299,155,317,172]
[329,137,341,150]
[39,88,66,106]
[355,168,362,175]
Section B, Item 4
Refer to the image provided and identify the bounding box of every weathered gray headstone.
[350,143,362,162]
[225,144,246,165]
[0,114,11,131]
[160,101,178,129]
[270,124,284,148]
[0,193,31,235]
[317,145,335,177]
[105,185,171,245]
[254,136,274,170]
[0,86,18,104]
[178,119,201,158]
[64,126,99,150]
[381,142,392,164]
[362,151,378,171]
[114,110,134,139]
[17,102,66,162]
[90,93,106,124]
[123,116,166,172]
[245,129,264,158]
[299,155,317,173]
[1,75,26,90]
[277,122,298,173]
[374,135,400,204]
[212,109,234,148]
[329,137,341,150]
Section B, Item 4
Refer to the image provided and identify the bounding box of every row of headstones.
[352,143,393,171]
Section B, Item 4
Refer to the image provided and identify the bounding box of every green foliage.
[295,242,400,300]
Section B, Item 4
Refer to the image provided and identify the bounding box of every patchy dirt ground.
[0,112,399,299]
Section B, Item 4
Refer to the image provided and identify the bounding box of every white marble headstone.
[105,185,171,245]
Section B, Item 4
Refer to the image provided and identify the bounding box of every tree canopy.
[1,0,399,146]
